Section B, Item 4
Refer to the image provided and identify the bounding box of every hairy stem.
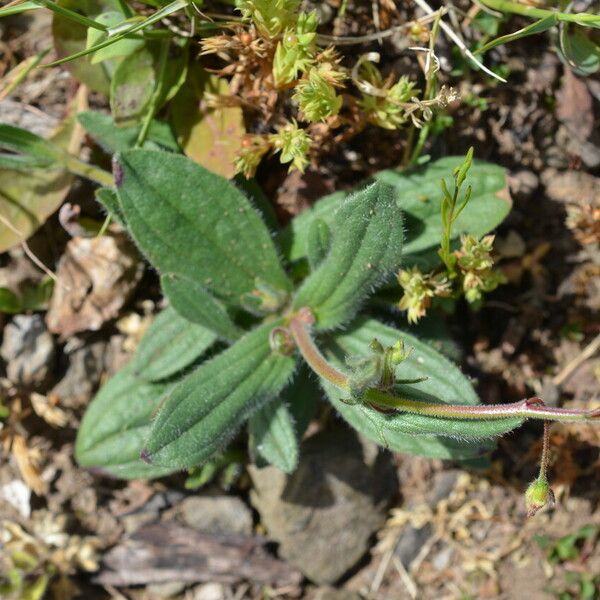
[288,308,600,423]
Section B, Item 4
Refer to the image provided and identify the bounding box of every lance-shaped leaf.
[249,399,298,473]
[322,318,523,459]
[129,306,217,382]
[75,367,178,480]
[115,149,292,305]
[161,274,242,342]
[249,367,319,472]
[143,321,297,469]
[293,182,403,330]
[282,157,511,271]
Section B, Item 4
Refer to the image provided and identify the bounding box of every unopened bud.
[525,476,555,517]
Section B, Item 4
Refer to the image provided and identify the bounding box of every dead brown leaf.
[556,68,594,141]
[46,233,143,338]
[12,434,46,496]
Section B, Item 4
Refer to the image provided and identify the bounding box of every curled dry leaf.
[46,233,143,338]
[30,393,69,428]
[12,434,46,496]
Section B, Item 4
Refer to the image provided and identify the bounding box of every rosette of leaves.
[75,150,598,480]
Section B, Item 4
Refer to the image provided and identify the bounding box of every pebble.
[180,495,253,536]
[249,427,396,584]
[1,314,55,387]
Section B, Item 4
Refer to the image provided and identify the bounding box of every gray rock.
[249,427,396,584]
[426,470,461,506]
[1,314,55,387]
[394,523,432,568]
[431,545,453,571]
[51,337,107,408]
[180,495,253,536]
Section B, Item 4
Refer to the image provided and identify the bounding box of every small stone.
[431,545,453,570]
[394,524,432,568]
[1,314,55,387]
[180,495,253,536]
[192,583,227,600]
[426,470,461,506]
[508,170,538,199]
[249,427,396,584]
[51,337,107,408]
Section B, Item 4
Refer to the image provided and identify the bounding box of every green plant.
[70,146,599,489]
[474,0,600,77]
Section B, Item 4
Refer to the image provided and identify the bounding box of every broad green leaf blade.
[78,111,180,153]
[115,149,291,304]
[477,15,558,54]
[283,365,319,439]
[161,274,242,342]
[143,321,297,469]
[75,367,177,479]
[47,0,189,68]
[322,318,523,458]
[171,67,245,179]
[52,0,117,95]
[110,45,156,125]
[95,187,126,226]
[249,398,299,473]
[282,157,512,271]
[560,27,600,75]
[129,306,217,382]
[87,11,144,64]
[293,182,403,330]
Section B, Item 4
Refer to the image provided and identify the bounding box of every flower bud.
[525,476,555,517]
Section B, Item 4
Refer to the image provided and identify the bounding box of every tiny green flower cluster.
[456,234,506,303]
[231,0,455,177]
[358,73,419,130]
[235,0,299,38]
[397,268,450,324]
[397,236,505,322]
[235,120,312,177]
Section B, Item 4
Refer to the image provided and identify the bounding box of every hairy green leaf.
[115,149,291,304]
[95,187,125,226]
[78,111,179,154]
[75,367,177,479]
[143,321,297,469]
[161,274,242,341]
[306,217,331,270]
[129,306,217,382]
[322,318,523,458]
[293,182,403,330]
[282,157,511,271]
[249,398,299,473]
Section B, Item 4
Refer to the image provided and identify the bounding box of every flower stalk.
[288,307,600,424]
